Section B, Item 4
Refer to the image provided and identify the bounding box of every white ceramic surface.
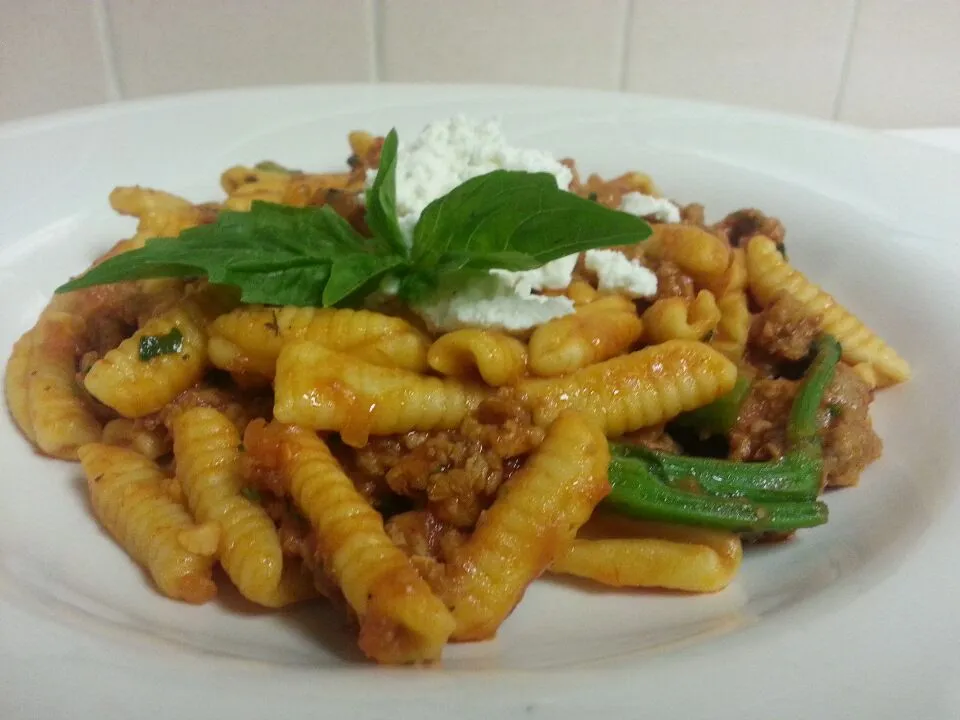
[2,85,959,720]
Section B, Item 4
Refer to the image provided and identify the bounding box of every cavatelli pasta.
[29,311,101,459]
[427,329,528,386]
[208,305,430,378]
[78,443,217,603]
[644,224,731,289]
[565,279,601,306]
[220,167,292,210]
[6,329,36,443]
[642,290,721,344]
[443,411,610,640]
[243,420,455,663]
[745,235,910,386]
[517,340,737,435]
[84,290,224,417]
[551,516,742,592]
[171,407,314,607]
[710,291,751,361]
[101,418,171,460]
[274,341,485,446]
[529,295,643,377]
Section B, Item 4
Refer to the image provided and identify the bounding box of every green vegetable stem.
[605,335,841,533]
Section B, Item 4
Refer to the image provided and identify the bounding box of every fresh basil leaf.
[139,328,184,361]
[434,249,542,273]
[412,170,651,268]
[363,129,408,256]
[322,253,406,307]
[57,202,367,307]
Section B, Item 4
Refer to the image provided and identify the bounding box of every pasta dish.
[4,117,910,664]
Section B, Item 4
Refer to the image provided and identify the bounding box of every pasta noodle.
[172,408,314,607]
[243,420,454,663]
[644,224,730,288]
[274,341,485,446]
[29,311,101,459]
[710,291,751,362]
[745,235,910,386]
[529,295,643,377]
[5,329,36,443]
[442,411,610,640]
[517,340,738,435]
[427,329,528,386]
[641,290,721,344]
[84,294,216,418]
[101,418,171,460]
[208,305,429,379]
[551,516,742,592]
[78,443,218,603]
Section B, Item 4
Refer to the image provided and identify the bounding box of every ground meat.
[384,510,466,592]
[820,364,882,487]
[679,203,706,226]
[619,425,682,454]
[728,378,797,462]
[729,364,882,487]
[353,398,543,527]
[385,510,465,562]
[261,492,313,559]
[713,208,786,249]
[652,259,696,301]
[159,385,273,434]
[750,293,821,361]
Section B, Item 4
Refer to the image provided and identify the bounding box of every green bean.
[603,334,841,533]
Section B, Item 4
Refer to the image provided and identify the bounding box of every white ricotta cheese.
[367,115,574,243]
[416,275,575,333]
[377,116,667,331]
[489,254,579,294]
[583,249,658,299]
[619,191,681,224]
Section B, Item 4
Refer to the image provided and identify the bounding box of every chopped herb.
[587,192,598,202]
[138,328,184,362]
[240,487,261,502]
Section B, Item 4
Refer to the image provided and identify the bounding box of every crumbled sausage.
[620,425,682,454]
[729,378,797,462]
[821,364,882,487]
[750,293,821,361]
[713,208,786,249]
[653,259,696,301]
[353,399,543,527]
[679,203,706,226]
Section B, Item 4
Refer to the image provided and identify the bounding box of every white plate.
[2,85,960,720]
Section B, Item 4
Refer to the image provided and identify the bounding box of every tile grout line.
[617,0,636,91]
[91,0,123,100]
[370,0,385,83]
[831,0,862,120]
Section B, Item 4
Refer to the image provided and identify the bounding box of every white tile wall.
[838,0,960,127]
[623,0,857,118]
[380,0,628,89]
[1,0,959,126]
